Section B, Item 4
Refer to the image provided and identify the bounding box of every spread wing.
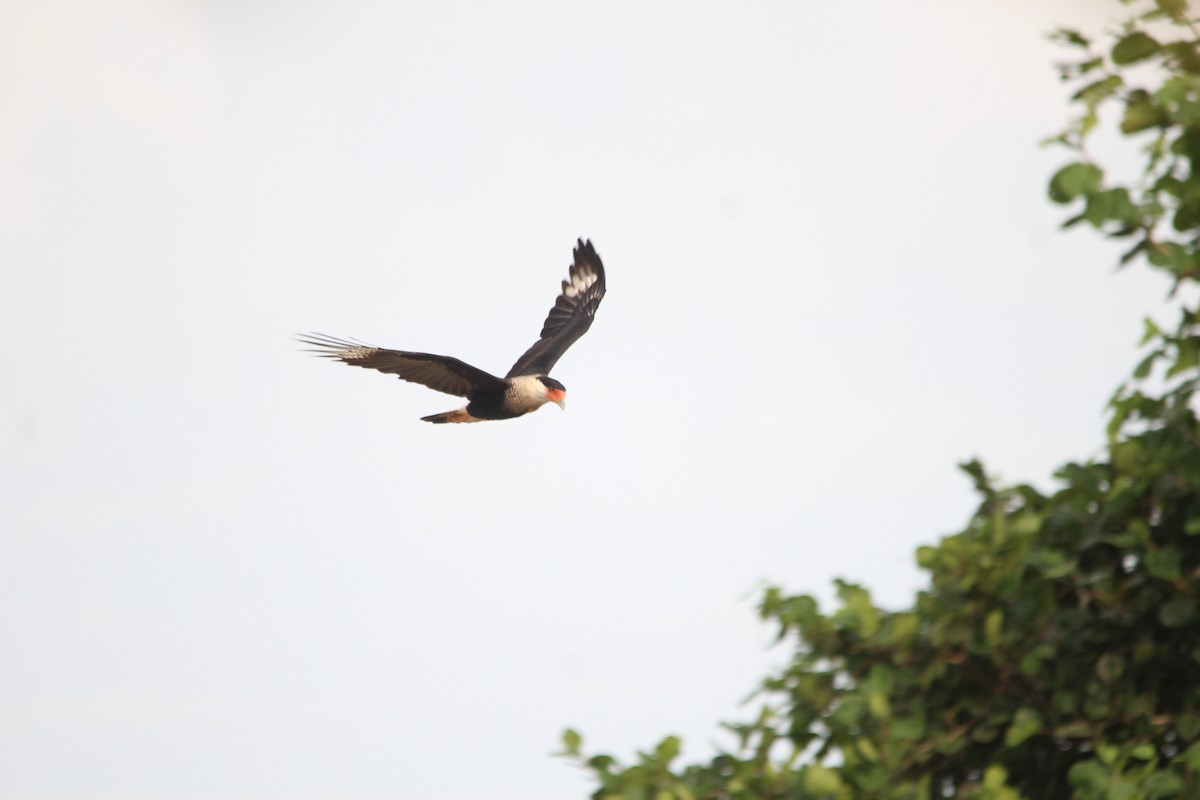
[298,333,506,398]
[506,238,607,378]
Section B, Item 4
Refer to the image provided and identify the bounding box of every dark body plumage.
[299,239,606,423]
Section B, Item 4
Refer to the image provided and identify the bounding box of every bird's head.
[538,376,567,409]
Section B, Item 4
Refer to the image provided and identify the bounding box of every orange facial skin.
[546,387,566,406]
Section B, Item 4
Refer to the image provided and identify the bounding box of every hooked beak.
[547,387,566,410]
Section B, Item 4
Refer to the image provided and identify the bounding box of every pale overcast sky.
[0,1,1174,799]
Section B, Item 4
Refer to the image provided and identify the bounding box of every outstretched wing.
[506,239,607,378]
[298,333,507,398]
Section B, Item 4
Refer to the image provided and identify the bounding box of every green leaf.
[1054,721,1093,738]
[1120,238,1148,266]
[1113,441,1142,472]
[1145,547,1181,580]
[1083,187,1139,227]
[984,765,1009,789]
[1069,760,1111,791]
[985,609,1004,647]
[1108,778,1138,800]
[1146,240,1190,272]
[1108,777,1137,800]
[1159,596,1196,627]
[1130,742,1156,760]
[1011,513,1042,536]
[1133,351,1160,379]
[831,695,865,726]
[673,786,696,800]
[654,736,681,764]
[561,729,582,755]
[1155,0,1188,21]
[1142,771,1184,797]
[849,764,889,792]
[1156,174,1187,198]
[863,664,895,695]
[1163,41,1200,75]
[1141,316,1164,345]
[1112,31,1161,65]
[1050,162,1104,203]
[1073,75,1124,106]
[1173,201,1200,232]
[1053,28,1091,48]
[835,581,879,636]
[885,612,919,645]
[867,691,891,720]
[586,754,614,771]
[1178,713,1200,741]
[1167,337,1200,378]
[1122,94,1164,133]
[804,764,844,796]
[1024,549,1078,579]
[1185,740,1200,770]
[892,716,926,740]
[1062,212,1088,229]
[1004,707,1043,747]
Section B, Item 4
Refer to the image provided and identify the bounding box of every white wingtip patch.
[563,271,597,299]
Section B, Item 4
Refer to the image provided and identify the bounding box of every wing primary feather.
[297,333,506,397]
[505,239,607,378]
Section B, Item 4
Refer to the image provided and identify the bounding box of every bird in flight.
[299,239,606,424]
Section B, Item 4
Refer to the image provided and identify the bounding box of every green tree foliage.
[562,2,1200,798]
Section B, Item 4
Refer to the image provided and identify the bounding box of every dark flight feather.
[506,239,606,378]
[297,333,506,397]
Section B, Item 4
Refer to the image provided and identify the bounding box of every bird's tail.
[421,407,483,424]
